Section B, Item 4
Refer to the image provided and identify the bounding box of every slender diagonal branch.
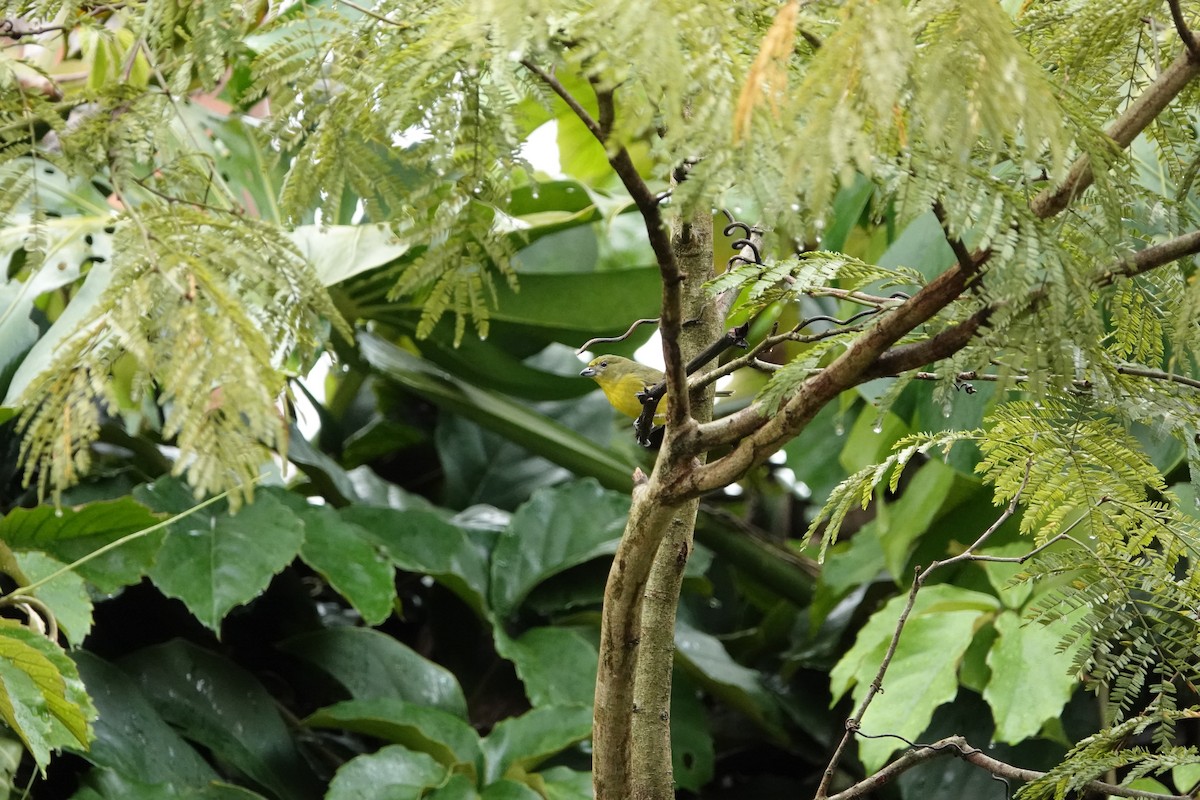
[815,464,1031,798]
[520,59,604,139]
[1167,0,1200,58]
[1095,229,1200,286]
[1032,49,1200,217]
[866,228,1200,380]
[825,735,1192,800]
[523,59,689,423]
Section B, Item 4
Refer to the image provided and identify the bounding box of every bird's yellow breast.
[580,355,668,421]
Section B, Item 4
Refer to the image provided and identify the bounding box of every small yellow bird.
[580,355,669,421]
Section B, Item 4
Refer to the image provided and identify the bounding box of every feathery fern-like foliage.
[14,205,345,504]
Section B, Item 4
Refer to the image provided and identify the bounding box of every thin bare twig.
[826,735,1192,800]
[336,0,406,26]
[815,463,1033,799]
[520,60,604,140]
[932,199,979,274]
[576,318,660,354]
[1116,364,1200,390]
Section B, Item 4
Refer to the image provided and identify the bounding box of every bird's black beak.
[580,366,596,377]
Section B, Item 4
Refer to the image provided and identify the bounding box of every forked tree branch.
[866,228,1200,380]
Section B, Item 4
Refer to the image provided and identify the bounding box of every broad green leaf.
[873,460,966,578]
[437,414,573,511]
[486,268,660,338]
[279,627,467,717]
[306,698,482,774]
[136,479,304,631]
[326,745,447,800]
[285,426,360,506]
[674,620,783,739]
[360,333,635,492]
[289,223,412,287]
[489,480,629,619]
[0,619,95,769]
[379,316,594,403]
[71,768,270,799]
[437,384,618,509]
[296,506,395,625]
[338,506,490,618]
[984,610,1083,744]
[876,210,956,282]
[822,174,876,253]
[120,640,319,800]
[839,408,909,474]
[1173,764,1200,795]
[540,766,594,800]
[0,654,54,768]
[426,773,479,800]
[71,652,217,787]
[493,627,597,708]
[830,585,999,770]
[14,552,92,647]
[0,496,163,593]
[976,542,1036,608]
[481,706,592,785]
[479,780,542,800]
[0,210,115,393]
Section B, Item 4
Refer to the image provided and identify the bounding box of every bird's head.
[580,355,625,379]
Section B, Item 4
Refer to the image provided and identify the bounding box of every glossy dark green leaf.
[338,505,490,617]
[480,706,592,785]
[120,640,319,800]
[479,780,542,800]
[326,745,448,800]
[0,497,163,593]
[361,332,635,492]
[673,620,784,741]
[71,652,216,787]
[539,766,594,800]
[296,506,395,625]
[437,389,615,510]
[487,268,660,339]
[306,698,481,773]
[670,671,713,793]
[71,769,269,800]
[279,627,467,717]
[489,480,629,619]
[493,627,597,708]
[136,479,304,631]
[822,175,875,253]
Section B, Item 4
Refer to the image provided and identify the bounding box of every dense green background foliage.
[0,1,1199,798]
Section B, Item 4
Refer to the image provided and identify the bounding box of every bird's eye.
[600,361,608,367]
